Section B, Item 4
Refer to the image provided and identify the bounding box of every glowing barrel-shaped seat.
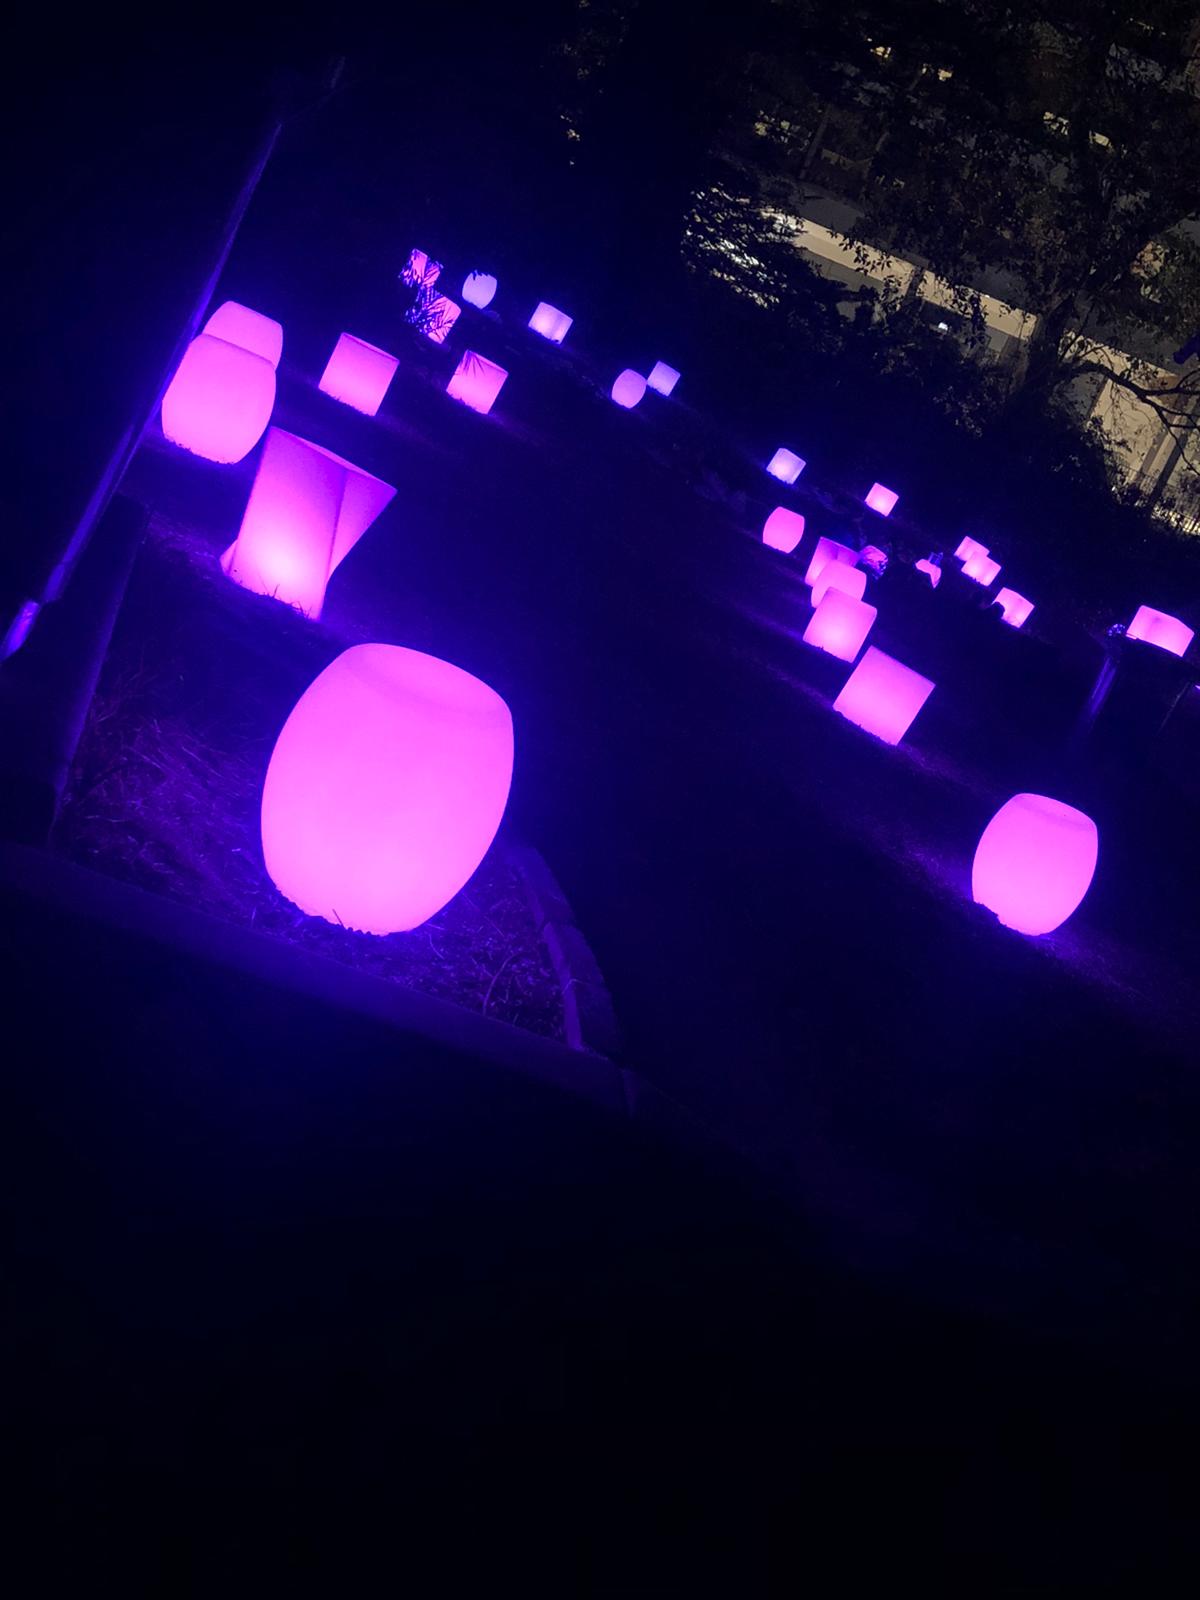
[160,333,276,464]
[972,794,1098,935]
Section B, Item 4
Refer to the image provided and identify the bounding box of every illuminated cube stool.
[762,507,805,554]
[647,361,680,396]
[401,248,441,288]
[804,537,857,588]
[766,448,805,485]
[417,294,462,345]
[261,643,514,935]
[319,333,400,417]
[865,482,899,517]
[834,646,934,745]
[160,334,276,464]
[994,588,1033,628]
[954,536,987,563]
[203,301,283,367]
[1126,605,1194,658]
[611,369,647,409]
[962,549,1001,587]
[812,560,867,609]
[462,271,497,309]
[972,794,1098,936]
[803,589,876,663]
[915,558,941,588]
[221,428,396,619]
[528,302,572,343]
[446,350,508,415]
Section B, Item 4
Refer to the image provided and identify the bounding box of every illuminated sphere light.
[955,537,988,563]
[833,646,934,746]
[319,333,400,417]
[221,427,396,620]
[647,361,680,396]
[401,248,441,288]
[762,507,805,554]
[805,536,858,588]
[865,482,899,517]
[994,587,1034,629]
[528,302,573,343]
[972,794,1098,936]
[766,448,806,485]
[915,558,942,588]
[203,301,283,367]
[446,350,508,415]
[962,549,1001,587]
[462,271,498,309]
[418,294,462,346]
[261,644,514,936]
[1126,604,1194,659]
[812,560,867,609]
[160,334,276,464]
[611,369,648,409]
[803,589,877,663]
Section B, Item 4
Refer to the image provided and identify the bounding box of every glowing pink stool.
[160,334,276,464]
[446,351,508,415]
[762,508,805,554]
[401,249,441,288]
[221,428,395,620]
[865,482,899,517]
[803,590,877,662]
[994,588,1034,628]
[834,647,934,745]
[963,549,1001,587]
[915,558,942,588]
[812,561,867,609]
[1126,605,1194,658]
[528,302,572,343]
[203,301,283,367]
[462,271,497,309]
[647,361,680,396]
[805,537,857,588]
[319,334,400,417]
[611,369,647,409]
[955,537,987,563]
[261,644,514,935]
[766,448,805,485]
[972,794,1098,935]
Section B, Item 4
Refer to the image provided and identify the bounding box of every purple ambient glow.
[261,643,514,935]
[160,334,276,464]
[994,587,1034,628]
[972,794,1098,936]
[833,646,934,745]
[462,271,498,309]
[955,537,988,563]
[611,369,648,408]
[915,558,942,588]
[446,350,508,415]
[647,361,680,396]
[812,561,868,609]
[1126,605,1194,658]
[805,537,858,588]
[528,302,573,343]
[803,589,877,662]
[203,301,283,367]
[318,333,400,417]
[762,507,806,554]
[419,294,462,345]
[766,448,806,485]
[221,428,396,620]
[962,550,1001,587]
[865,482,899,517]
[401,249,441,288]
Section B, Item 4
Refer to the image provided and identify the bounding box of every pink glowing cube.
[401,249,441,288]
[446,350,508,415]
[954,537,987,563]
[865,482,899,517]
[803,589,877,663]
[419,294,462,345]
[833,647,934,745]
[462,271,497,309]
[812,561,867,609]
[972,794,1098,936]
[319,333,400,417]
[962,550,1001,586]
[766,448,806,485]
[528,302,572,343]
[915,558,942,588]
[994,588,1034,628]
[160,334,276,464]
[647,361,680,396]
[1126,605,1194,658]
[203,301,283,367]
[804,537,858,588]
[762,507,806,554]
[221,428,395,620]
[611,369,647,408]
[261,644,514,935]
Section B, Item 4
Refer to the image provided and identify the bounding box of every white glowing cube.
[401,249,441,288]
[446,350,508,415]
[528,302,572,343]
[611,369,647,408]
[1126,605,1194,658]
[834,647,934,745]
[915,558,942,588]
[962,550,1001,587]
[955,537,987,563]
[203,301,283,367]
[420,294,462,345]
[261,644,514,936]
[319,333,400,417]
[994,588,1034,628]
[766,448,806,485]
[160,334,276,464]
[865,482,899,517]
[812,561,867,609]
[762,507,806,554]
[647,361,680,396]
[972,794,1098,936]
[803,590,877,662]
[462,271,498,309]
[804,537,858,588]
[221,428,395,620]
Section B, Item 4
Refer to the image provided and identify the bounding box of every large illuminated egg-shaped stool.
[262,645,514,935]
[463,271,498,310]
[319,333,400,417]
[160,334,276,464]
[647,361,680,396]
[766,448,806,485]
[834,647,934,745]
[805,536,857,588]
[1126,605,1194,658]
[763,507,805,554]
[528,302,573,344]
[803,589,876,663]
[611,369,647,409]
[203,301,283,367]
[972,794,1098,936]
[812,561,867,609]
[447,351,508,415]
